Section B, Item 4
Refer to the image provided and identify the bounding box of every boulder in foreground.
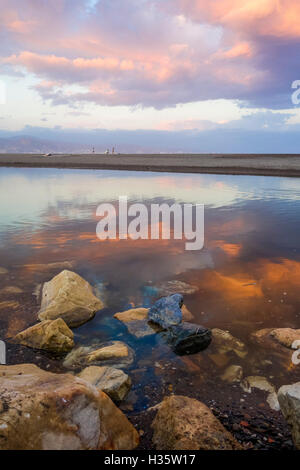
[14,318,74,353]
[0,364,139,450]
[78,366,131,402]
[152,395,242,450]
[278,382,300,449]
[38,270,104,328]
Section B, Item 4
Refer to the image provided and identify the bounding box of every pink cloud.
[0,0,299,109]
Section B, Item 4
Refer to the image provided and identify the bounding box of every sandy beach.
[1,153,300,177]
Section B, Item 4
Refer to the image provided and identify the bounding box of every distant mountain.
[0,135,155,154]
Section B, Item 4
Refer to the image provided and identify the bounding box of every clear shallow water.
[1,167,300,412]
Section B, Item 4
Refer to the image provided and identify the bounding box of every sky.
[1,0,300,152]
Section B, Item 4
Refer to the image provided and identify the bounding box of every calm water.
[1,167,300,411]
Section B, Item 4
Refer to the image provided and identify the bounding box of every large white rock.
[38,270,104,327]
[278,382,300,449]
[0,364,139,450]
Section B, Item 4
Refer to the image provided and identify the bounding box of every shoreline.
[1,153,300,177]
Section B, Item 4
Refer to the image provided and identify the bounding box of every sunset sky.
[1,0,300,152]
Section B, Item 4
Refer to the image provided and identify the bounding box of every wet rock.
[63,341,134,370]
[241,376,280,411]
[0,364,139,450]
[38,270,104,328]
[78,366,131,402]
[212,328,248,358]
[181,304,194,322]
[271,328,300,348]
[114,307,156,338]
[221,365,243,383]
[0,286,23,295]
[148,294,183,329]
[163,322,212,355]
[114,307,149,322]
[0,300,20,311]
[278,382,300,449]
[156,280,199,296]
[251,328,299,368]
[152,395,242,450]
[13,318,74,353]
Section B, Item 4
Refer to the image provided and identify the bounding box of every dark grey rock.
[148,294,183,329]
[164,322,212,355]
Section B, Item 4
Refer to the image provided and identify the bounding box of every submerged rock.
[114,307,149,322]
[38,270,104,328]
[0,286,23,295]
[0,364,139,450]
[241,376,280,411]
[63,341,134,370]
[156,280,199,296]
[251,328,299,369]
[212,328,248,358]
[163,322,212,355]
[152,395,242,450]
[13,318,74,353]
[78,366,131,402]
[221,365,243,383]
[148,294,183,329]
[278,382,300,449]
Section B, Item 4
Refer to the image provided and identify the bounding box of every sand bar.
[1,153,300,177]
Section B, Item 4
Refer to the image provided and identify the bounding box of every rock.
[221,365,243,383]
[157,280,199,296]
[251,328,299,369]
[21,261,75,272]
[0,300,20,310]
[0,364,139,450]
[63,341,134,370]
[0,286,23,295]
[78,366,131,402]
[278,382,300,449]
[148,294,183,329]
[114,307,158,338]
[270,328,300,349]
[13,318,74,353]
[163,322,212,355]
[241,376,280,411]
[181,304,194,322]
[152,395,242,450]
[114,307,149,322]
[0,267,8,275]
[38,270,104,328]
[212,328,248,358]
[252,328,300,349]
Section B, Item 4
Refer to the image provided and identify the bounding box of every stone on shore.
[221,365,243,383]
[78,366,131,402]
[152,395,242,450]
[252,328,300,349]
[278,382,300,449]
[38,270,104,328]
[148,294,183,329]
[241,376,280,411]
[14,318,74,353]
[63,341,134,370]
[0,364,139,450]
[212,328,248,358]
[164,322,212,355]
